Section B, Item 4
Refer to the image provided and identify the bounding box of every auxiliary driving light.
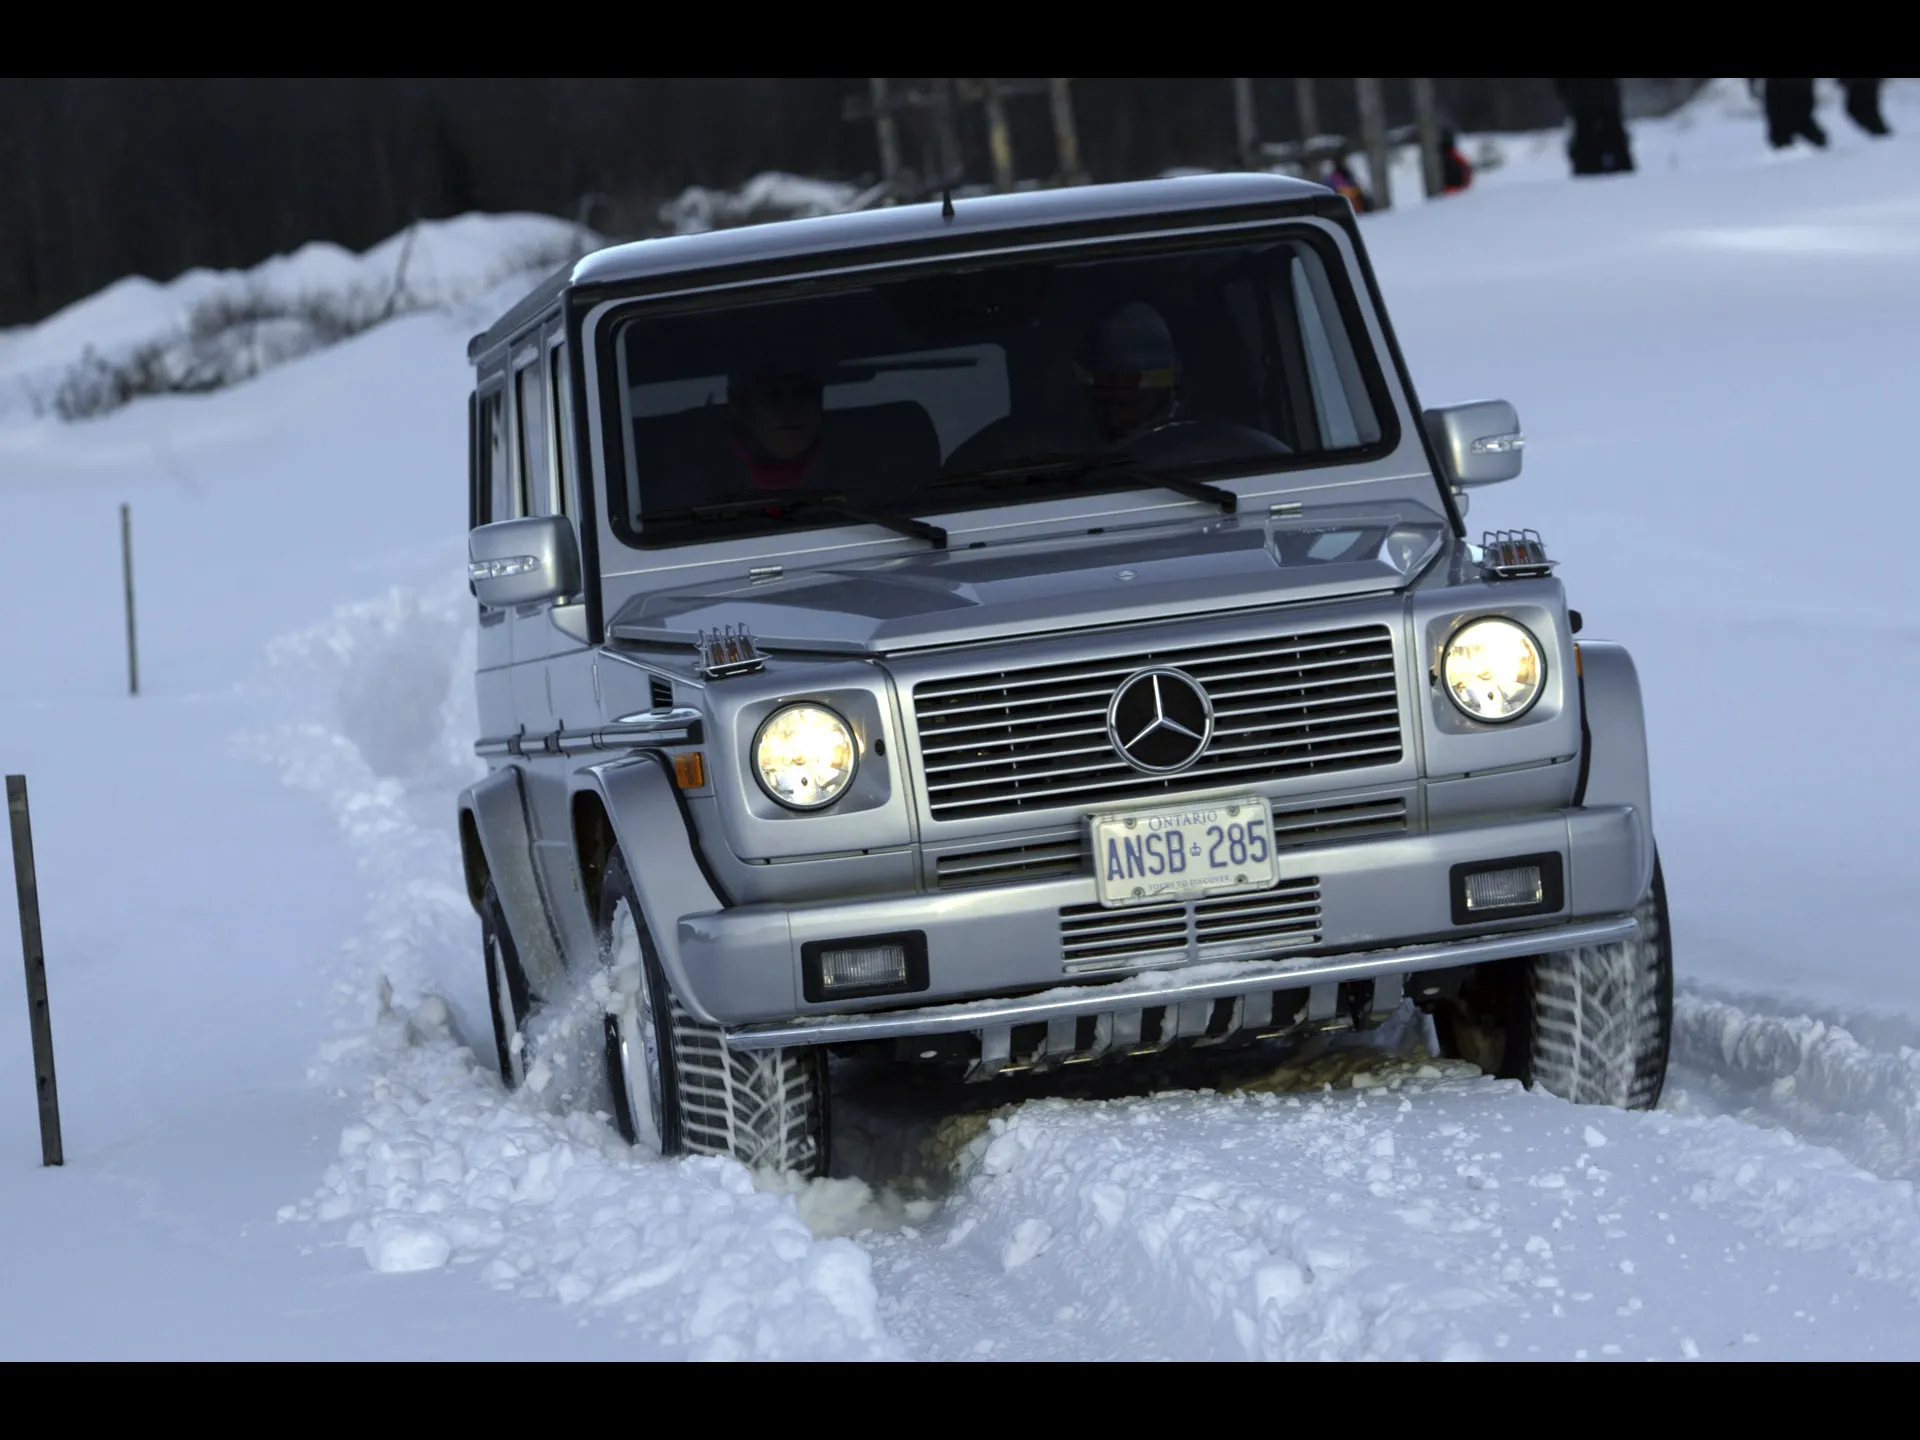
[1450,854,1564,926]
[801,932,929,1003]
[1464,865,1543,911]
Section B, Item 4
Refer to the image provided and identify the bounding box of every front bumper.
[672,803,1650,1040]
[726,914,1638,1052]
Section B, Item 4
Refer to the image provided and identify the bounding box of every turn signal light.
[673,752,705,789]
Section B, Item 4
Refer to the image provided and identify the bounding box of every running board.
[723,915,1640,1052]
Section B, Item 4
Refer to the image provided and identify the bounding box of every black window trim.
[589,217,1407,554]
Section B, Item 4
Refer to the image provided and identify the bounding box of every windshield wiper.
[931,451,1237,515]
[647,487,948,550]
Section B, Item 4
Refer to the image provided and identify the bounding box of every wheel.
[481,877,534,1088]
[595,846,830,1175]
[1430,852,1673,1110]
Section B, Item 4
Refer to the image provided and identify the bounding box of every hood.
[607,506,1448,656]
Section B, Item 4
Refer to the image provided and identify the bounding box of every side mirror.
[1422,400,1524,487]
[469,515,580,610]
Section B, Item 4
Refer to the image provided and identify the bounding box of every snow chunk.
[1001,1218,1055,1271]
[364,1219,452,1273]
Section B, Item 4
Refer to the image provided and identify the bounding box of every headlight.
[752,704,858,809]
[1442,618,1545,722]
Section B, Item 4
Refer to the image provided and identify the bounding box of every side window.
[548,339,575,519]
[476,387,509,523]
[1290,250,1382,449]
[515,351,550,517]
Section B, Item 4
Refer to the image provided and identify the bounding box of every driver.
[1074,301,1183,445]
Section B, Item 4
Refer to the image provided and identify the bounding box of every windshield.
[608,229,1396,548]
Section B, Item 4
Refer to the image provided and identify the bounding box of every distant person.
[1321,157,1373,212]
[1839,78,1891,137]
[1440,126,1473,193]
[1554,79,1635,176]
[1754,79,1827,149]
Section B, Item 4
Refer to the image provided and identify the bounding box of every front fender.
[571,754,795,1027]
[1574,640,1657,902]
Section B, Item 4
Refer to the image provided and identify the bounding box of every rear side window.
[516,356,549,517]
[476,387,509,523]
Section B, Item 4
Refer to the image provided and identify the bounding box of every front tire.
[1432,853,1673,1110]
[596,847,830,1175]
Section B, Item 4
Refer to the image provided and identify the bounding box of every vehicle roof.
[469,173,1337,362]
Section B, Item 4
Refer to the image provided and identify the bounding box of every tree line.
[0,79,1604,329]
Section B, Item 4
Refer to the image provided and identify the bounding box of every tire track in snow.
[1668,986,1920,1185]
[246,582,903,1358]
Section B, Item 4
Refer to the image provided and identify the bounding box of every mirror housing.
[469,515,580,609]
[1423,400,1524,488]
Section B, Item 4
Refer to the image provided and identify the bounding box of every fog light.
[819,944,908,991]
[1464,865,1544,912]
[802,931,929,1003]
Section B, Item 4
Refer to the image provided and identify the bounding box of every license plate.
[1091,796,1279,909]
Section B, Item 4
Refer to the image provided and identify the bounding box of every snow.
[6,79,1920,1359]
[658,172,877,236]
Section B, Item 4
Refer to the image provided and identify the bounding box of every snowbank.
[0,213,590,422]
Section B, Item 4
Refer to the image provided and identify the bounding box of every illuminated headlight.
[1442,618,1545,722]
[752,704,858,809]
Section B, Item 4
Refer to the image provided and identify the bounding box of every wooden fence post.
[8,776,63,1167]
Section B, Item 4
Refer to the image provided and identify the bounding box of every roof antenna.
[941,186,955,222]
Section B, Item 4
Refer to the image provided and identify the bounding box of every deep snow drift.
[5,79,1920,1359]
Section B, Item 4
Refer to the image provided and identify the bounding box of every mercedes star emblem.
[1106,668,1214,773]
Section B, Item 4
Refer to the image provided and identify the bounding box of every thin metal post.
[868,78,902,195]
[8,776,63,1167]
[1294,77,1319,144]
[1049,78,1085,185]
[1356,78,1391,210]
[1412,77,1443,197]
[981,79,1016,192]
[1232,78,1258,169]
[120,503,138,698]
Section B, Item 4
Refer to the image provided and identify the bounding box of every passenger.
[727,366,826,491]
[1074,302,1184,446]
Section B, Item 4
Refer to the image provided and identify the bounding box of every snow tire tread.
[668,999,828,1176]
[1525,856,1673,1110]
[598,847,829,1178]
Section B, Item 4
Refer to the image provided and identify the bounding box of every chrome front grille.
[913,625,1402,821]
[1059,876,1323,974]
[931,795,1407,891]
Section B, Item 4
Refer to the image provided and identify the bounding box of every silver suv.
[459,175,1671,1177]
